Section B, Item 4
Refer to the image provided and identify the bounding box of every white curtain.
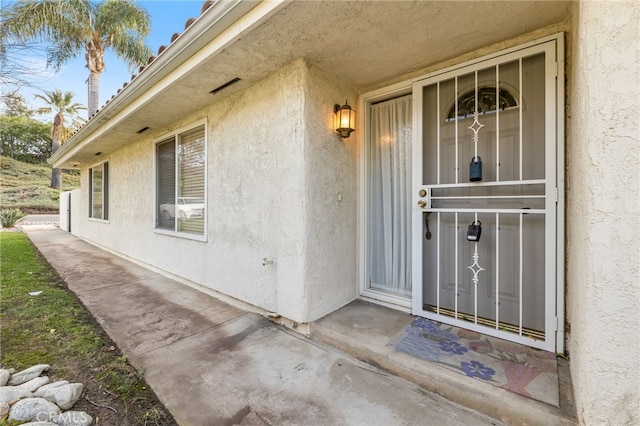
[369,94,412,296]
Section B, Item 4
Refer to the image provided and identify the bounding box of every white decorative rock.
[0,401,9,418]
[16,422,57,426]
[35,383,83,410]
[55,410,93,426]
[33,381,69,397]
[0,369,10,386]
[8,397,60,422]
[0,386,32,404]
[19,376,50,392]
[9,365,50,385]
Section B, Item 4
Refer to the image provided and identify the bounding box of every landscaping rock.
[3,366,92,424]
[0,401,9,418]
[8,397,60,422]
[0,385,32,404]
[33,381,69,397]
[9,364,50,385]
[55,410,93,426]
[0,369,10,386]
[35,382,83,410]
[19,376,50,392]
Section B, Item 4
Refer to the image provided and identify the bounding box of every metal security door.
[412,41,560,351]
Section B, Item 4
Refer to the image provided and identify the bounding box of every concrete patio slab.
[312,299,577,426]
[137,313,497,425]
[25,229,502,425]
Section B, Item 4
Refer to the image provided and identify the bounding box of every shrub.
[0,208,27,228]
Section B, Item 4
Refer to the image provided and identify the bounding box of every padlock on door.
[470,156,482,182]
[466,221,482,242]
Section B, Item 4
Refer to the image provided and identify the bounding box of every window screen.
[89,162,108,220]
[156,125,205,236]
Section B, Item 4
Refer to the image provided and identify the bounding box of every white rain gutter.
[50,0,287,167]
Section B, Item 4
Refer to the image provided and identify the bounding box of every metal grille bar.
[431,195,544,200]
[454,212,459,319]
[423,179,545,189]
[495,213,500,330]
[519,212,524,335]
[425,208,545,214]
[519,57,523,180]
[437,81,441,185]
[496,64,501,182]
[436,212,441,314]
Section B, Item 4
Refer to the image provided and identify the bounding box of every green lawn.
[0,232,175,425]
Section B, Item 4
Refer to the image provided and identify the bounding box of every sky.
[8,1,206,120]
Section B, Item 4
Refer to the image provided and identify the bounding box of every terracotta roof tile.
[185,17,196,29]
[201,1,214,13]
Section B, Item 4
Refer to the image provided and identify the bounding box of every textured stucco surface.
[70,60,357,323]
[301,63,358,321]
[567,1,640,424]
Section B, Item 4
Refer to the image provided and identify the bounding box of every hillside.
[0,156,80,213]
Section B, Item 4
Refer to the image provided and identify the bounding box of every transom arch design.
[445,83,520,122]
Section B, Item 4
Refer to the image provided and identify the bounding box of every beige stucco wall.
[301,62,359,321]
[567,1,640,424]
[71,59,358,324]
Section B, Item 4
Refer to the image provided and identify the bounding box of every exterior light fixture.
[334,100,355,138]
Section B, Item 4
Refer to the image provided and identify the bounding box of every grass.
[0,156,80,213]
[0,232,175,425]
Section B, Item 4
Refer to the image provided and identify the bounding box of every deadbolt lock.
[417,200,426,208]
[418,189,427,197]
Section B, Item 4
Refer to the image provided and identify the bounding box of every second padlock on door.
[470,156,482,181]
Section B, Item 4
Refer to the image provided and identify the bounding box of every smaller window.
[89,161,109,220]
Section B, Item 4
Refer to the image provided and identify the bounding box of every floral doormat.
[390,318,559,406]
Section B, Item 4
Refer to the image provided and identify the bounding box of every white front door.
[412,40,561,351]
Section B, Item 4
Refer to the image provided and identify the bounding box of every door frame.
[358,33,565,352]
[358,80,414,311]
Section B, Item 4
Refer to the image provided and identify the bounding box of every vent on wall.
[210,77,241,94]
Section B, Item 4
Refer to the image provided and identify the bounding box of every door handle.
[417,200,426,208]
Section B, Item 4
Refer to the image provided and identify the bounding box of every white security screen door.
[412,40,560,351]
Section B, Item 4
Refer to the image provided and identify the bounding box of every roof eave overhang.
[50,0,286,169]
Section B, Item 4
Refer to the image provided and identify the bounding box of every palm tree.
[35,90,85,189]
[2,0,152,117]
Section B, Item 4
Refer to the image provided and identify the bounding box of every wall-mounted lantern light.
[334,100,355,138]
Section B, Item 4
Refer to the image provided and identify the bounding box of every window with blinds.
[156,124,206,237]
[89,161,108,220]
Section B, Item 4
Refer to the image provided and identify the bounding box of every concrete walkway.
[26,229,500,426]
[15,215,60,232]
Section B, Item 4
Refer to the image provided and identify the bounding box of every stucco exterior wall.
[70,59,358,324]
[567,1,640,424]
[301,63,359,321]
